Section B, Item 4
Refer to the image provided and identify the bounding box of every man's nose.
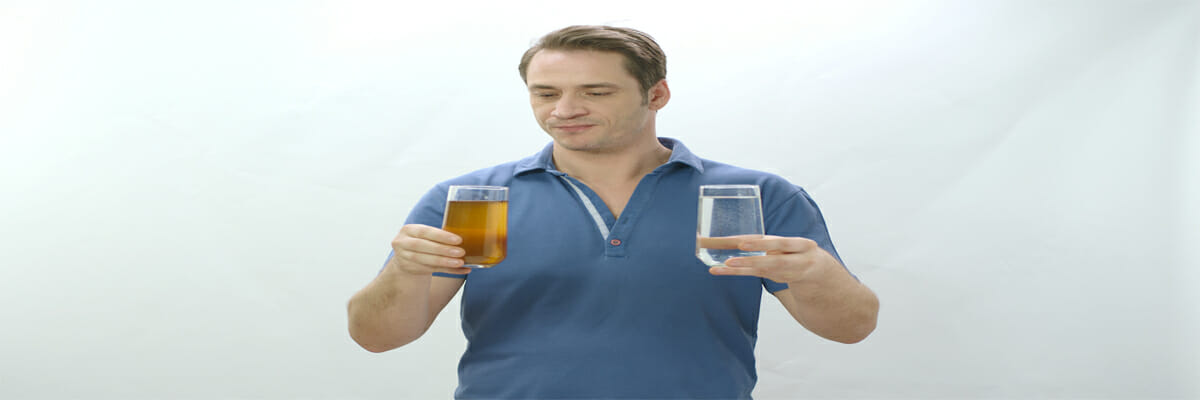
[550,95,587,119]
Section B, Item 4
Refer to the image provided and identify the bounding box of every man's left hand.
[707,235,842,284]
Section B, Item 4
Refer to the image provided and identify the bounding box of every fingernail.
[725,259,744,267]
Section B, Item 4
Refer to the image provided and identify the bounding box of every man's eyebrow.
[580,83,619,89]
[528,83,620,90]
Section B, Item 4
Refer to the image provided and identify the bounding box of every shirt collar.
[513,137,705,177]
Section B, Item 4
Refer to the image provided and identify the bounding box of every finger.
[394,234,466,260]
[389,251,467,276]
[740,236,817,254]
[724,254,776,268]
[432,266,473,275]
[696,236,745,250]
[698,234,765,250]
[394,226,466,259]
[401,249,466,269]
[400,224,463,245]
[708,265,765,277]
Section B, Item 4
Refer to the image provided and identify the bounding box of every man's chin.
[550,136,602,152]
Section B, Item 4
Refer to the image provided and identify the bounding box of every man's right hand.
[386,224,474,276]
[349,224,470,352]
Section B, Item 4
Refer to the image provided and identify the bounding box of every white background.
[2,0,1197,399]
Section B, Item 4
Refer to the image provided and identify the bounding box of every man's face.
[525,50,661,154]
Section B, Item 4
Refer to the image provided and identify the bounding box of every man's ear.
[647,80,670,110]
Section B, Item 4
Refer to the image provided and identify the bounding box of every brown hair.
[518,25,667,102]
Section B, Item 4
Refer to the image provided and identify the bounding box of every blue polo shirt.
[403,138,843,399]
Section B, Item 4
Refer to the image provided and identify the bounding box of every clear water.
[696,195,766,267]
[697,248,766,267]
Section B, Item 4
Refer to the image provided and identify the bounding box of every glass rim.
[699,184,761,197]
[699,184,760,189]
[448,185,508,191]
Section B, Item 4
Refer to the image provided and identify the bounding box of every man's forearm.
[781,260,879,343]
[347,267,433,352]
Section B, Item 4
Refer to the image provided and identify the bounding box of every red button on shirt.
[610,239,622,246]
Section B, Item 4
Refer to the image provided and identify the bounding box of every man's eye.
[587,92,612,96]
[534,93,558,98]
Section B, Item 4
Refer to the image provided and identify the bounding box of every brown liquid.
[443,200,507,266]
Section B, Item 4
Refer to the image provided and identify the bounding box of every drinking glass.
[696,184,765,267]
[442,185,508,268]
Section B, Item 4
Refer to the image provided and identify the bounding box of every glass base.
[697,248,767,267]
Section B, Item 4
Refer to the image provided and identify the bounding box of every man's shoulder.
[689,159,816,212]
[408,158,530,214]
[697,158,796,185]
[437,159,529,187]
[435,142,552,187]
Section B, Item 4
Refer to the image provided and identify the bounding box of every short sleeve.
[759,186,851,292]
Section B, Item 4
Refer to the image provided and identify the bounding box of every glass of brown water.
[442,185,508,268]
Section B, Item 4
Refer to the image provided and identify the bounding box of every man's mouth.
[552,124,595,133]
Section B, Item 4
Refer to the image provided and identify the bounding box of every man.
[348,25,879,399]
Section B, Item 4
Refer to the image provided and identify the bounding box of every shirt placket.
[555,169,669,259]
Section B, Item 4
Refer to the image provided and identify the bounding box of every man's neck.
[552,138,673,187]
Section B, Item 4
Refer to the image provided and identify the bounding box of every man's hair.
[518,25,667,102]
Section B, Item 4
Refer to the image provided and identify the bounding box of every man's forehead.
[530,48,623,60]
[525,49,634,83]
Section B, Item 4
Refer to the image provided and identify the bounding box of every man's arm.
[347,225,471,353]
[709,236,879,344]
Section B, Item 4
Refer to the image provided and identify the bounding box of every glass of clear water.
[696,184,766,267]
